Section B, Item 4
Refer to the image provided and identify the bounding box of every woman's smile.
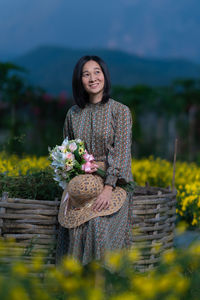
[89,83,99,88]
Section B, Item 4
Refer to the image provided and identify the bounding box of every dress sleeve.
[104,105,132,188]
[63,109,74,140]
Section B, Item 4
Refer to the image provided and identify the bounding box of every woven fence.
[0,186,176,271]
[131,186,177,272]
[0,192,60,267]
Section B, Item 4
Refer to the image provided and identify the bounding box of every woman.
[56,55,134,265]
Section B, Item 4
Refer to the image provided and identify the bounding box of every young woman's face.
[81,60,105,96]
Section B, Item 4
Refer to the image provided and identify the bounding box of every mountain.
[13,46,200,95]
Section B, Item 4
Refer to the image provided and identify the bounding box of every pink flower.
[83,150,94,162]
[81,162,93,173]
[66,152,74,160]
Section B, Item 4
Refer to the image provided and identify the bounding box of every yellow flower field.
[132,157,200,226]
[0,236,200,300]
[0,151,49,176]
[0,152,200,226]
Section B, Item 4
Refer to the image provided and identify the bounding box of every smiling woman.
[81,60,105,102]
[55,55,134,266]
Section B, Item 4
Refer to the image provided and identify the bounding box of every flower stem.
[96,168,106,178]
[95,168,135,192]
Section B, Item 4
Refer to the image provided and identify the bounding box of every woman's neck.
[89,93,103,104]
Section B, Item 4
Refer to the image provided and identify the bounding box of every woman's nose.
[89,73,95,81]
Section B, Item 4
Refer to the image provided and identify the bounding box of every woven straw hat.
[58,172,127,228]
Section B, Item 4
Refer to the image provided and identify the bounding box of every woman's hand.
[92,185,113,212]
[86,162,98,173]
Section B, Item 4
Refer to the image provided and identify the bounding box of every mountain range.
[13,46,200,95]
[0,0,200,62]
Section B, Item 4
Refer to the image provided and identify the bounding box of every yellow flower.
[66,159,73,167]
[133,276,157,298]
[158,275,173,292]
[127,248,140,262]
[162,249,176,264]
[105,251,122,271]
[175,277,189,293]
[12,262,29,277]
[61,277,80,292]
[175,221,188,235]
[78,147,84,155]
[188,242,200,256]
[88,288,103,300]
[111,292,140,300]
[62,256,82,274]
[31,255,44,272]
[9,287,30,300]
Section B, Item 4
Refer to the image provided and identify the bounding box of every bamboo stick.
[6,198,60,206]
[0,192,8,235]
[3,228,57,235]
[0,202,59,210]
[6,209,58,216]
[0,213,57,220]
[2,223,55,229]
[3,233,56,239]
[7,219,58,225]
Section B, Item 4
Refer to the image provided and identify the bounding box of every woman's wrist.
[104,174,118,188]
[104,184,113,191]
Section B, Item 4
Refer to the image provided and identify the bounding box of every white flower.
[58,145,66,152]
[62,137,69,147]
[66,164,73,171]
[68,142,77,152]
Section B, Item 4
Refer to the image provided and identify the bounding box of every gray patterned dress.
[55,98,134,265]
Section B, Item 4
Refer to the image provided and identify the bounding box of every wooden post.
[172,139,178,192]
[0,192,9,236]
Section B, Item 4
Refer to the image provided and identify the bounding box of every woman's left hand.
[92,185,113,212]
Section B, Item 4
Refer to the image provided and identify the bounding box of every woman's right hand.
[86,162,98,173]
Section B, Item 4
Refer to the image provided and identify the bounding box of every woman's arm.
[63,109,73,140]
[93,104,133,212]
[104,104,133,188]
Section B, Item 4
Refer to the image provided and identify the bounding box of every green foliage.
[0,167,62,200]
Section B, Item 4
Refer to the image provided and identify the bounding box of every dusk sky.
[0,0,200,62]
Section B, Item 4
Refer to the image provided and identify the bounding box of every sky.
[0,0,200,62]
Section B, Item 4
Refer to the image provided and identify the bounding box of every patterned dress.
[56,98,134,265]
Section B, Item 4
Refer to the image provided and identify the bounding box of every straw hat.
[58,172,127,228]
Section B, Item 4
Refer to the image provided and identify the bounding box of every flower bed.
[0,152,200,227]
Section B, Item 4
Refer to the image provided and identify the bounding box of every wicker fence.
[0,192,60,267]
[0,187,176,272]
[131,186,177,271]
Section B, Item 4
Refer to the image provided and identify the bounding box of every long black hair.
[72,55,111,108]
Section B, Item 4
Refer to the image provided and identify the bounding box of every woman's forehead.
[82,60,101,71]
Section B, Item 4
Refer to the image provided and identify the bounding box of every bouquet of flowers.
[48,137,104,189]
[48,137,134,192]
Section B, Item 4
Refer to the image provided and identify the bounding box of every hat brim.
[58,186,127,228]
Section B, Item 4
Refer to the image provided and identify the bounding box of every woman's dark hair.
[72,55,111,108]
